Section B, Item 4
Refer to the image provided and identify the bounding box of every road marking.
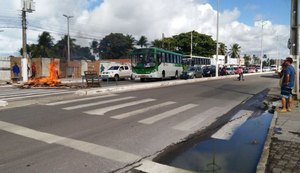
[111,101,176,119]
[138,104,198,124]
[46,94,117,106]
[3,91,75,101]
[0,120,193,172]
[172,107,224,131]
[136,160,194,173]
[84,99,156,115]
[211,110,253,140]
[0,89,55,96]
[63,96,135,110]
[0,90,71,99]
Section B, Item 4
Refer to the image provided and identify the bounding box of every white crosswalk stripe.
[0,88,75,101]
[172,107,225,131]
[138,104,198,124]
[84,98,156,115]
[63,96,136,110]
[46,94,118,106]
[111,101,176,119]
[211,110,253,140]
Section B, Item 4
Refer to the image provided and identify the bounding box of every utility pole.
[290,0,299,100]
[190,31,193,58]
[21,0,34,82]
[63,14,73,63]
[215,0,219,77]
[258,19,267,73]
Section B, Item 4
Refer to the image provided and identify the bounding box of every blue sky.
[209,0,291,26]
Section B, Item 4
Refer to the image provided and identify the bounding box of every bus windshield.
[131,53,156,68]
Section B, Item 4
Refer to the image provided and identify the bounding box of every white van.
[101,65,133,80]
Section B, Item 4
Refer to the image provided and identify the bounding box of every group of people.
[12,62,36,80]
[278,57,296,113]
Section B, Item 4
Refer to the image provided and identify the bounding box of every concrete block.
[0,100,8,107]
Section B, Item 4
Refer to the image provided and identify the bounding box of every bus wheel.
[114,74,120,81]
[175,71,178,79]
[162,71,166,80]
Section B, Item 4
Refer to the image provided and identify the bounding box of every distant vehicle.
[262,66,271,72]
[101,65,133,81]
[182,55,211,67]
[130,47,183,81]
[248,67,255,73]
[226,67,235,75]
[270,65,277,71]
[203,65,216,77]
[180,66,203,79]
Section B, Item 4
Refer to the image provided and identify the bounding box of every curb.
[76,72,272,95]
[256,110,278,172]
[0,100,8,107]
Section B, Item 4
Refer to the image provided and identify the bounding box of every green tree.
[243,54,251,66]
[219,42,227,55]
[99,33,134,59]
[37,31,54,57]
[136,35,148,48]
[173,31,216,57]
[229,43,241,58]
[91,40,99,56]
[151,39,163,48]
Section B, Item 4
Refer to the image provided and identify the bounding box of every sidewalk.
[261,88,300,173]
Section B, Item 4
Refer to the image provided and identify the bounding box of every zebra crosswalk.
[0,87,75,102]
[45,94,252,139]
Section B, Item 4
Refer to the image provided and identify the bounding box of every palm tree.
[37,31,54,57]
[136,36,148,48]
[229,43,241,58]
[219,43,227,55]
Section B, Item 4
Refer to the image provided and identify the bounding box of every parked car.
[180,66,203,79]
[248,67,255,73]
[270,65,277,71]
[226,67,235,75]
[101,65,133,81]
[203,65,216,77]
[262,66,271,72]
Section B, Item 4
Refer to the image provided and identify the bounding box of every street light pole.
[259,20,267,73]
[215,0,219,77]
[63,14,73,63]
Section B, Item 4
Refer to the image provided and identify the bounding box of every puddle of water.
[165,112,273,173]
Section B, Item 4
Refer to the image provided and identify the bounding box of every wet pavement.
[261,87,300,173]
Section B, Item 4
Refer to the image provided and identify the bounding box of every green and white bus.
[130,47,183,81]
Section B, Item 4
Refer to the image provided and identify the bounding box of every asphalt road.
[0,73,279,173]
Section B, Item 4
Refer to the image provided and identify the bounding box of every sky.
[0,0,292,59]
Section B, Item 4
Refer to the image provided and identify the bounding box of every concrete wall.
[0,57,11,81]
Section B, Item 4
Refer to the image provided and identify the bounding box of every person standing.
[279,57,295,112]
[31,62,36,79]
[12,62,20,80]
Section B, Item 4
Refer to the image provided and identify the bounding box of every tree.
[99,33,134,59]
[136,35,148,48]
[243,54,251,66]
[90,40,99,57]
[37,31,54,58]
[173,31,216,57]
[229,43,241,58]
[151,39,163,48]
[219,42,227,55]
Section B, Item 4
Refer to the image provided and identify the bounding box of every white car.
[270,65,277,71]
[262,66,271,72]
[101,65,133,80]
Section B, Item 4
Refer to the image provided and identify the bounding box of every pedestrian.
[12,62,20,80]
[237,67,244,81]
[31,62,36,79]
[279,57,295,113]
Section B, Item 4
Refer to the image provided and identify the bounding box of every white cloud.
[0,0,290,59]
